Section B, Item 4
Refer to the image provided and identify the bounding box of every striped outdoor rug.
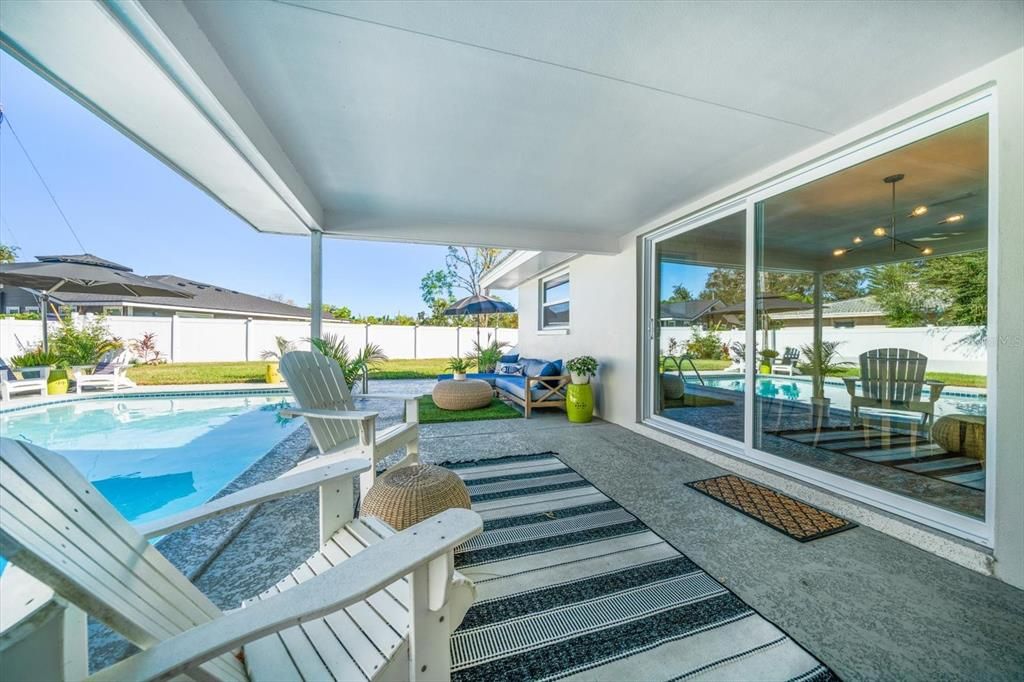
[772,427,985,490]
[445,453,835,681]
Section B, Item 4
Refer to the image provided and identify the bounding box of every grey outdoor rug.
[772,426,985,490]
[445,453,836,681]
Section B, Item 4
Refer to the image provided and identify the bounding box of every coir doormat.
[686,474,857,542]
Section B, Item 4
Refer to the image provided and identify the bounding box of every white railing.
[0,316,519,363]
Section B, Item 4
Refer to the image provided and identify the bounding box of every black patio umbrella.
[0,254,193,351]
[444,293,516,349]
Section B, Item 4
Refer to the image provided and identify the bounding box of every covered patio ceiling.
[1,1,1021,255]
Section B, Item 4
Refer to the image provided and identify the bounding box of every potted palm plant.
[798,341,852,425]
[11,348,64,394]
[446,356,472,381]
[309,333,387,391]
[260,336,295,383]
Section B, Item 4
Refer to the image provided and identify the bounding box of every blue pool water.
[690,374,987,417]
[1,394,301,571]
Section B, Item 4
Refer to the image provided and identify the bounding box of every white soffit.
[481,250,577,290]
[1,1,1022,254]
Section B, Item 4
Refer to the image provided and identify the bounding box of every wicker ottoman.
[432,379,492,411]
[932,414,986,462]
[361,464,471,530]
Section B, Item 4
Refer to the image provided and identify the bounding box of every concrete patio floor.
[89,385,1024,679]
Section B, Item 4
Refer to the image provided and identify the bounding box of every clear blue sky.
[0,54,514,317]
[660,262,715,301]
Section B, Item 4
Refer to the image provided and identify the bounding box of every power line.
[0,214,21,248]
[0,110,87,252]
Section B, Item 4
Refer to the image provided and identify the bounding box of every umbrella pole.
[41,293,49,352]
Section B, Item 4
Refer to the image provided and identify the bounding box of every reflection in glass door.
[653,211,745,442]
[753,116,990,520]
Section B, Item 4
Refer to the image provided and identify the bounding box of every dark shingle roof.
[659,299,722,322]
[49,274,325,319]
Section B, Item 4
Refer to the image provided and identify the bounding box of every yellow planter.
[265,363,282,384]
[47,369,69,395]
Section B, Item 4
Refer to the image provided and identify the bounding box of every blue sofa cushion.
[495,362,523,375]
[436,372,499,385]
[499,353,520,363]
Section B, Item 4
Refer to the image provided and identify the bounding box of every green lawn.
[828,368,986,389]
[127,358,455,385]
[415,395,520,424]
[659,359,733,372]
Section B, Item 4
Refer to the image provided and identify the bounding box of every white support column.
[812,272,824,367]
[310,230,323,341]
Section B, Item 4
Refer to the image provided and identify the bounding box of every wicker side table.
[932,414,986,462]
[432,379,492,411]
[361,464,471,530]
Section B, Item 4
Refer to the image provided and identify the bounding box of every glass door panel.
[654,211,746,442]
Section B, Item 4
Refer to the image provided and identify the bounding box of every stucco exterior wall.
[515,48,1023,588]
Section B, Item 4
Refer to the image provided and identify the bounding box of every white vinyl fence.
[659,324,988,374]
[0,316,519,363]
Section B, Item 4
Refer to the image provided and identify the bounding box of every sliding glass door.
[644,101,993,541]
[652,210,745,444]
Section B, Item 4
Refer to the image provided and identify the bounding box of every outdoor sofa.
[439,354,569,418]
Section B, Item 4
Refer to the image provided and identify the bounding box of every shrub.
[49,317,122,367]
[466,336,509,373]
[260,335,295,361]
[686,326,724,359]
[309,333,387,390]
[10,347,61,368]
[130,332,162,364]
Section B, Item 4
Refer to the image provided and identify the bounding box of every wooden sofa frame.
[496,374,571,418]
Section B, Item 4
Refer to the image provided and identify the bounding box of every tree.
[699,268,866,304]
[920,252,987,327]
[266,292,297,306]
[444,247,502,297]
[867,262,930,327]
[662,284,692,304]
[322,303,352,321]
[0,243,18,263]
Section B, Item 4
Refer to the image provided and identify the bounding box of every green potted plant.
[11,348,65,394]
[260,335,295,383]
[760,349,779,374]
[566,355,598,385]
[798,341,853,425]
[446,356,472,381]
[565,356,599,423]
[309,333,387,391]
[466,337,509,374]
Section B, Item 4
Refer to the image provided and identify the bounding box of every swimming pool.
[688,373,986,417]
[1,393,301,528]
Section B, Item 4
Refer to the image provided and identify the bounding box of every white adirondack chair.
[71,350,136,394]
[0,437,481,682]
[0,358,50,400]
[280,350,420,498]
[842,348,945,430]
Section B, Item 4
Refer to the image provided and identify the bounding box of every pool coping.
[0,383,291,414]
[676,370,988,399]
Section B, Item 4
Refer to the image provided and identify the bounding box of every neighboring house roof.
[659,299,722,322]
[29,274,326,320]
[772,295,884,320]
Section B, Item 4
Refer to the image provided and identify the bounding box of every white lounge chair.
[842,348,945,431]
[725,341,746,373]
[773,347,802,376]
[71,350,135,393]
[280,350,420,498]
[0,437,481,682]
[0,357,50,401]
